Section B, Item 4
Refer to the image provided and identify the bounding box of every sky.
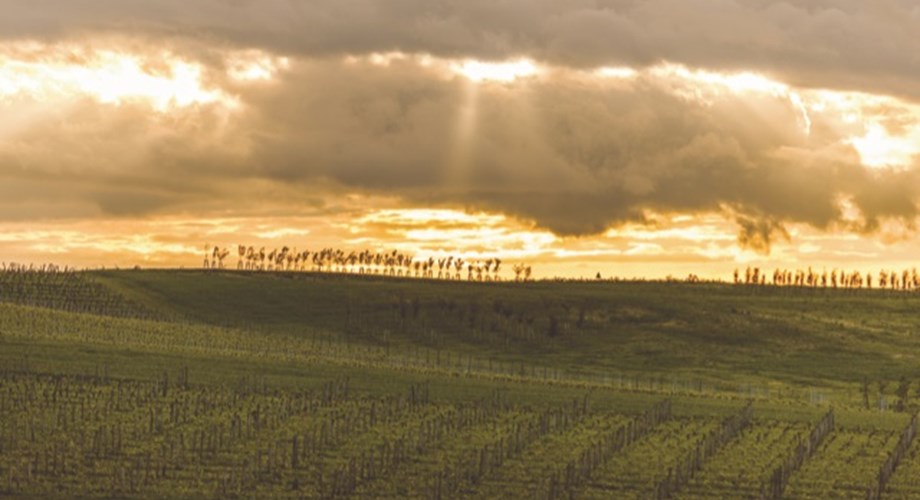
[2,1,920,279]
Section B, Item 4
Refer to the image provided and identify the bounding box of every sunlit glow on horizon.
[349,208,557,260]
[2,209,920,280]
[254,228,311,239]
[606,225,736,243]
[357,208,507,226]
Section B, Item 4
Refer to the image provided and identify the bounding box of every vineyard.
[1,370,918,498]
[2,267,920,497]
[0,265,167,321]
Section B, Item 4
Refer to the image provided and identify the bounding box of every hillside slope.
[91,270,920,395]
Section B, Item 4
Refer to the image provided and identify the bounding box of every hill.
[92,269,920,402]
[1,268,920,498]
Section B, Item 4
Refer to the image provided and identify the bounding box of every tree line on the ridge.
[203,244,533,281]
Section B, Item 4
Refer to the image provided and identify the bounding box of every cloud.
[3,1,920,100]
[237,58,918,242]
[1,31,920,253]
[736,215,790,255]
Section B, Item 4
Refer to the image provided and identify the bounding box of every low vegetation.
[1,265,920,497]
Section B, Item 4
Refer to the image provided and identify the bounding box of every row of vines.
[2,369,919,498]
[0,265,165,320]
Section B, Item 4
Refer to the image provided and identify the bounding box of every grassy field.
[1,268,919,498]
[94,270,920,403]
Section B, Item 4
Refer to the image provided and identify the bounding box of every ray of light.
[332,51,915,171]
[444,79,480,188]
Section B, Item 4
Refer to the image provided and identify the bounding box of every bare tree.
[203,243,211,269]
[217,248,230,269]
[454,258,464,280]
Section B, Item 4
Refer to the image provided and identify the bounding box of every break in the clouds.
[1,0,920,264]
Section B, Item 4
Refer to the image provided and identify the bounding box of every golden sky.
[2,2,920,279]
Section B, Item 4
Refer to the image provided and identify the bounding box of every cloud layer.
[2,2,920,255]
[5,1,920,98]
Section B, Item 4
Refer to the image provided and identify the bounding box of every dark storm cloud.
[4,1,920,99]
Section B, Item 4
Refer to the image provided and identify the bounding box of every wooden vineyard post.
[540,398,673,499]
[866,411,918,499]
[655,400,753,499]
[759,408,835,500]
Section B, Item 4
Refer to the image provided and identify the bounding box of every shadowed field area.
[91,270,920,399]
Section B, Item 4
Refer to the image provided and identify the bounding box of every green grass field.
[1,268,919,498]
